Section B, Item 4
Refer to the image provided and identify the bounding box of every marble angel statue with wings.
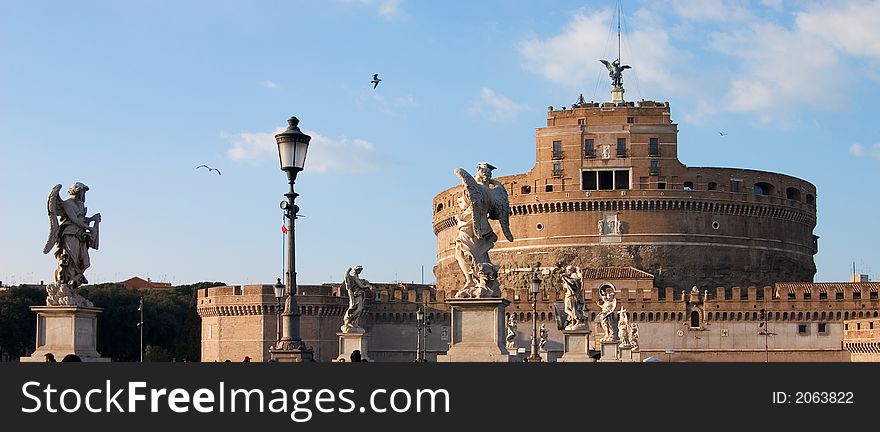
[452,162,514,298]
[43,182,101,307]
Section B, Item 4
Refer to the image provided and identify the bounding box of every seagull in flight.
[196,164,221,175]
[718,131,728,136]
[371,73,381,89]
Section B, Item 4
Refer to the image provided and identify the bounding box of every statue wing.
[599,59,612,72]
[454,167,490,240]
[341,268,352,297]
[621,64,632,70]
[487,183,514,242]
[43,184,63,254]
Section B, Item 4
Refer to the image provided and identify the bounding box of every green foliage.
[0,282,223,362]
[0,287,46,359]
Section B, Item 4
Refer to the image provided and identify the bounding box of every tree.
[0,287,46,360]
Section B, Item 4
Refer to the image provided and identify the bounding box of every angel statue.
[617,308,631,348]
[43,182,100,307]
[599,58,631,89]
[452,162,514,298]
[561,265,587,330]
[539,323,548,352]
[341,265,371,333]
[505,314,517,350]
[629,322,640,352]
[597,285,617,342]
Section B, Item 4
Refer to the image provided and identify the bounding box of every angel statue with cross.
[42,182,101,307]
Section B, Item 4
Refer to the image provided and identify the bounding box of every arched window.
[708,182,717,191]
[436,203,444,213]
[690,310,700,328]
[683,181,694,190]
[786,187,801,201]
[663,312,669,321]
[753,182,774,196]
[648,312,654,321]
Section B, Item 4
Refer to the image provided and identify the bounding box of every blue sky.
[1,0,879,286]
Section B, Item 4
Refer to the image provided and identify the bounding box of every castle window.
[234,286,243,296]
[730,180,742,193]
[708,182,717,191]
[798,324,808,335]
[657,182,666,190]
[616,138,627,157]
[552,140,563,159]
[649,138,660,156]
[871,291,878,300]
[819,292,828,300]
[853,291,861,300]
[650,160,660,175]
[545,184,554,192]
[788,292,796,300]
[582,169,630,191]
[578,118,585,125]
[627,116,634,124]
[683,181,694,191]
[584,139,595,158]
[803,292,812,300]
[836,292,844,301]
[436,203,444,213]
[753,182,774,196]
[690,310,700,328]
[806,194,815,205]
[521,185,531,194]
[552,163,562,177]
[786,187,802,201]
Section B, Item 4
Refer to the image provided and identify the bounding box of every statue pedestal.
[611,86,625,103]
[618,345,634,362]
[335,332,370,362]
[598,340,621,362]
[557,329,595,363]
[436,298,515,362]
[20,306,110,362]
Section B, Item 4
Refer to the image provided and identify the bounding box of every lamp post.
[137,296,143,362]
[269,116,314,362]
[527,272,542,362]
[415,303,432,362]
[273,278,284,345]
[758,307,775,362]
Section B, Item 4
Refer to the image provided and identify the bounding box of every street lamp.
[273,278,284,345]
[269,116,314,362]
[415,304,432,362]
[137,296,143,362]
[527,272,542,362]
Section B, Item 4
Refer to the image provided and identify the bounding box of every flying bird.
[196,165,221,175]
[371,73,381,89]
[719,131,728,136]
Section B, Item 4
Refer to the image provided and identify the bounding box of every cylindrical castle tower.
[433,99,817,294]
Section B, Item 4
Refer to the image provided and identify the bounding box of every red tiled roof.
[774,282,880,295]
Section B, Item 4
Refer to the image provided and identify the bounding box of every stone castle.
[198,95,877,362]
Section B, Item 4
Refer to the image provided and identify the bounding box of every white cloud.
[518,9,686,96]
[797,1,880,60]
[359,90,416,115]
[258,80,278,89]
[760,0,784,11]
[349,0,407,21]
[850,143,880,160]
[225,127,380,173]
[850,143,865,157]
[709,20,843,115]
[468,87,529,122]
[667,0,753,21]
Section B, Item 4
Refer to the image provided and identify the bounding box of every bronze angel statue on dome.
[600,58,631,89]
[452,162,513,298]
[43,182,101,307]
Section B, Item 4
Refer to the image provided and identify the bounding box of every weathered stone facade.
[433,100,817,292]
[843,317,880,362]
